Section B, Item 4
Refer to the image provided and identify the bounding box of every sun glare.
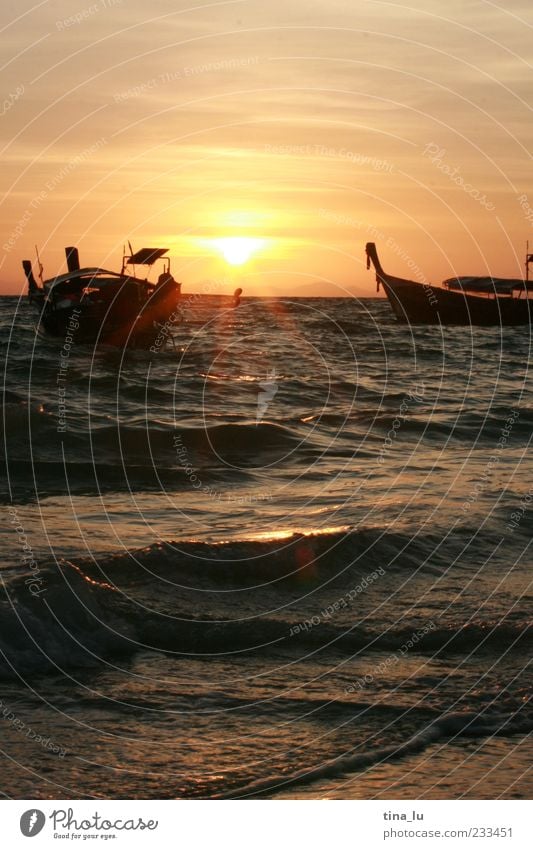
[214,237,264,266]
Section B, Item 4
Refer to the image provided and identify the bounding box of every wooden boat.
[23,245,183,348]
[23,245,241,349]
[365,241,533,326]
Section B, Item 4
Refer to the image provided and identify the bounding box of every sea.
[0,293,531,800]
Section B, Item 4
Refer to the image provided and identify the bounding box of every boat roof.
[126,248,168,265]
[45,267,120,284]
[43,267,153,290]
[443,276,532,294]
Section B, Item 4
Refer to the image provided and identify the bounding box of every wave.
[0,562,135,679]
[5,400,528,459]
[213,707,533,799]
[0,459,201,499]
[2,404,306,457]
[1,409,312,495]
[1,538,529,678]
[75,526,507,586]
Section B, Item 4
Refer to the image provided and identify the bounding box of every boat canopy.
[126,248,168,265]
[443,276,532,294]
[43,268,127,291]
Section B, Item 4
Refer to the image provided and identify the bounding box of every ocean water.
[0,293,531,799]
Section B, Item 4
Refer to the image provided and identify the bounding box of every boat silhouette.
[366,241,533,326]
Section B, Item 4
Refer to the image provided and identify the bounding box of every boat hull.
[33,295,178,349]
[382,275,532,326]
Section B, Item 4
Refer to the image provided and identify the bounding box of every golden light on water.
[246,525,350,542]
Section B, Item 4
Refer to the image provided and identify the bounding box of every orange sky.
[1,0,532,295]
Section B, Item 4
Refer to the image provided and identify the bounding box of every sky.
[1,0,532,295]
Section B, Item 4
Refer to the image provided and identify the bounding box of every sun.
[214,237,263,266]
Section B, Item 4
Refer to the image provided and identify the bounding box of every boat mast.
[34,245,44,283]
